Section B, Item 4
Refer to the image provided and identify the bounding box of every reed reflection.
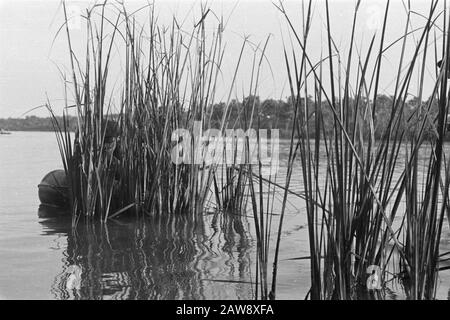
[197,212,254,299]
[38,205,254,300]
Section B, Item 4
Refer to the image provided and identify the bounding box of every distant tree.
[2,94,444,140]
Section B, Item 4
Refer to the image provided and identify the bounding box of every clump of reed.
[49,1,255,222]
[273,0,449,300]
[48,2,280,302]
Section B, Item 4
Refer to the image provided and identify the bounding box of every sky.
[0,0,444,118]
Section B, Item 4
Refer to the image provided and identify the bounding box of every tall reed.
[51,1,250,221]
[275,0,449,300]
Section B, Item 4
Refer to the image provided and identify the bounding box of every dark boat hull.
[37,204,71,218]
[38,170,70,209]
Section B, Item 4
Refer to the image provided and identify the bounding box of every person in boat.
[38,120,121,213]
[71,119,121,178]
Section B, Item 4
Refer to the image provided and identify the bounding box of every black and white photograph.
[0,0,450,304]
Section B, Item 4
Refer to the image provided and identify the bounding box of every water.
[0,132,449,300]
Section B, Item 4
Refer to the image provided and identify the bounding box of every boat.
[38,170,70,209]
[38,204,71,218]
[0,128,11,134]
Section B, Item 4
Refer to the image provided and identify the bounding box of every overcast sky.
[0,0,443,118]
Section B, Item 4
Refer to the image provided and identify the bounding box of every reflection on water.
[39,209,254,300]
[2,133,450,299]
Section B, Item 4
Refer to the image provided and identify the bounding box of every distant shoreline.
[0,115,78,133]
[0,128,76,132]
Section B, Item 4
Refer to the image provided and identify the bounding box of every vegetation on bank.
[0,115,77,132]
[1,94,443,140]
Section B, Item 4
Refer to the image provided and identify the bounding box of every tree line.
[0,115,77,132]
[0,94,443,140]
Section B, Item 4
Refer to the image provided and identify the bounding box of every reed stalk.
[276,0,448,300]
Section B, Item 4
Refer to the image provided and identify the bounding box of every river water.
[0,131,449,299]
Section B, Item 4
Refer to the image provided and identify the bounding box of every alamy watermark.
[171,121,280,174]
[67,5,81,31]
[365,4,383,31]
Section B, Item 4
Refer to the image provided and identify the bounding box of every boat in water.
[0,128,11,134]
[38,170,70,210]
